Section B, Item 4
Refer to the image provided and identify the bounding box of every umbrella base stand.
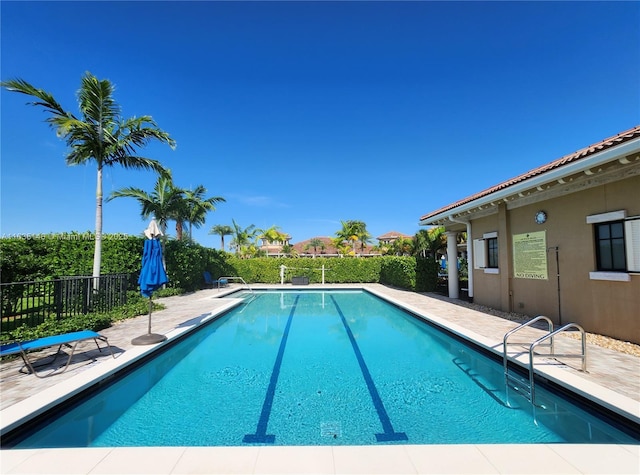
[131,333,167,345]
[132,296,166,345]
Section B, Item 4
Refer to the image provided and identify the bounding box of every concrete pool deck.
[1,284,639,474]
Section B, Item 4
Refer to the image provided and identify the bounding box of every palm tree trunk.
[221,234,225,250]
[92,166,103,281]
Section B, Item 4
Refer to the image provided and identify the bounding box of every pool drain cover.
[320,421,342,438]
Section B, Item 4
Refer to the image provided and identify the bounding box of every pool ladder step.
[503,316,587,407]
[504,370,533,401]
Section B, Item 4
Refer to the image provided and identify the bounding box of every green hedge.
[164,240,231,292]
[227,257,382,285]
[0,234,233,293]
[226,256,431,291]
[0,233,143,283]
[1,235,440,293]
[380,256,416,289]
[415,256,440,292]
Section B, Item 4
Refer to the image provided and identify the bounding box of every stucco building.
[419,126,640,345]
[376,231,413,246]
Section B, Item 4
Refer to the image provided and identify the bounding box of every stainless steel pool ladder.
[217,276,254,294]
[503,316,587,406]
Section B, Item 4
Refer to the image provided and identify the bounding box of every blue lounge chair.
[203,271,228,289]
[0,330,114,378]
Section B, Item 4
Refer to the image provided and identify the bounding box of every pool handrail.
[503,315,555,374]
[503,316,554,406]
[529,323,587,404]
[503,317,588,407]
[217,276,253,293]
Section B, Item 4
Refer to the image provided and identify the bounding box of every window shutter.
[625,218,640,273]
[473,239,486,269]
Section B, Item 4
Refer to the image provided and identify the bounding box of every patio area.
[1,284,639,474]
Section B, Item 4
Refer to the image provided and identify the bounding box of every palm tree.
[171,195,189,241]
[390,237,414,256]
[1,73,175,279]
[229,219,259,258]
[209,224,233,251]
[334,220,356,251]
[259,225,289,255]
[331,237,353,257]
[183,186,225,242]
[414,227,446,258]
[304,238,326,257]
[107,173,184,238]
[335,220,370,255]
[281,243,298,258]
[356,227,372,252]
[260,225,281,244]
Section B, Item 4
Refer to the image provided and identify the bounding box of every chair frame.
[0,330,114,378]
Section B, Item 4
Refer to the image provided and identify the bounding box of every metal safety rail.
[217,276,254,294]
[528,323,587,404]
[503,316,554,405]
[503,316,587,406]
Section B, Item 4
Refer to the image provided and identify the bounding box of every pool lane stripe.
[330,296,408,442]
[243,295,300,444]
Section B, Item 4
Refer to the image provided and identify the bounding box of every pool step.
[504,370,532,403]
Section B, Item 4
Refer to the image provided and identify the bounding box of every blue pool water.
[10,290,638,447]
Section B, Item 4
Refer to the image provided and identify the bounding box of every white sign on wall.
[513,231,548,280]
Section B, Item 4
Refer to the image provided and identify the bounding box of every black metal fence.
[0,274,129,333]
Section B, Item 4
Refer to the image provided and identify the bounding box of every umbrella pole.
[148,297,153,334]
[132,294,166,345]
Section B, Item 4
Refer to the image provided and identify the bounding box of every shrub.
[380,256,416,290]
[163,240,232,292]
[226,256,417,289]
[415,256,440,292]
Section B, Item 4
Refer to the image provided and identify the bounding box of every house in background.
[268,231,414,258]
[376,231,413,246]
[292,236,378,257]
[419,126,640,345]
[292,237,339,257]
[259,234,291,257]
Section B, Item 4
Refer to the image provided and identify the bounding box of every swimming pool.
[5,290,639,447]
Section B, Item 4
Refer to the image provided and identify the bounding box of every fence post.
[54,278,63,320]
[120,274,128,306]
[82,277,90,314]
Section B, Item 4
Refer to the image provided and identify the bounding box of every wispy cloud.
[303,218,341,226]
[230,193,290,208]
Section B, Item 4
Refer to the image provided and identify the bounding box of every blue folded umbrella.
[138,238,168,297]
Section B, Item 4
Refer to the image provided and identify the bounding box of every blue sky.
[2,1,639,250]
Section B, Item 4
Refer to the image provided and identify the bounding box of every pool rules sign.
[513,231,548,280]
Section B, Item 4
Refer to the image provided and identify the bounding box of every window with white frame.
[587,210,640,279]
[473,232,499,273]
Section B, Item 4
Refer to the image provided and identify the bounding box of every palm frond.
[1,78,71,118]
[119,116,176,150]
[77,72,119,125]
[104,154,167,175]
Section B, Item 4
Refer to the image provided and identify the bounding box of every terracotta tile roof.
[291,236,377,255]
[291,237,336,255]
[420,125,640,222]
[376,231,412,240]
